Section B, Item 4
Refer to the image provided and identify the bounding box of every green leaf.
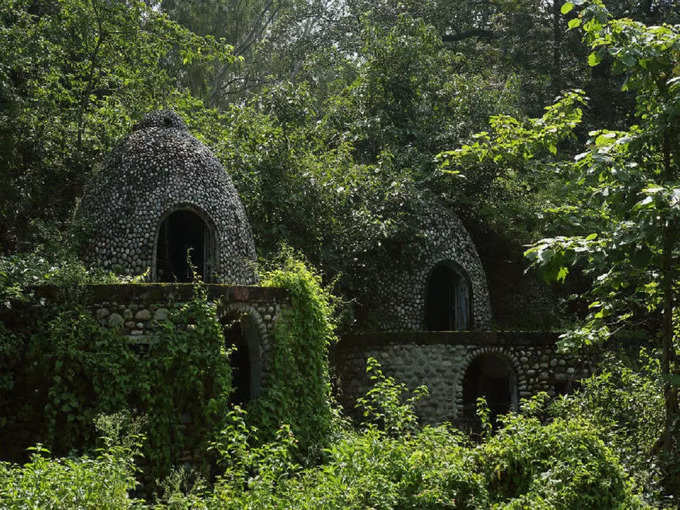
[621,53,636,67]
[557,266,569,283]
[588,51,602,67]
[642,185,664,194]
[561,2,574,15]
[568,18,581,30]
[594,131,617,147]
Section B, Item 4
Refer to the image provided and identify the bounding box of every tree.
[442,0,680,490]
[157,0,341,104]
[529,0,680,485]
[0,0,234,252]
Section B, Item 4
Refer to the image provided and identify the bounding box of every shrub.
[355,356,428,437]
[0,414,142,509]
[476,413,646,509]
[550,352,670,505]
[274,426,487,510]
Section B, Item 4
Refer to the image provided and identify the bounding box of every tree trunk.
[551,0,563,98]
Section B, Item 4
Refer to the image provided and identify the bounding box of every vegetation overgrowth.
[2,0,680,507]
[0,354,668,508]
[0,277,233,485]
[248,252,339,458]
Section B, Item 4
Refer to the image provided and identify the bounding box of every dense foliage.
[0,280,233,485]
[0,358,657,509]
[249,254,338,456]
[0,441,140,508]
[3,0,680,506]
[440,0,680,493]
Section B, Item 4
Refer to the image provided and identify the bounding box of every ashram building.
[77,110,256,285]
[73,110,592,425]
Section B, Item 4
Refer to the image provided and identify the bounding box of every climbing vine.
[0,282,232,486]
[249,254,338,458]
[0,252,341,483]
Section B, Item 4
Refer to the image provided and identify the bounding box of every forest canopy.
[1,0,680,507]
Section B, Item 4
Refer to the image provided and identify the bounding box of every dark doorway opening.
[222,312,262,406]
[224,318,251,406]
[425,262,470,330]
[156,209,213,282]
[462,353,517,430]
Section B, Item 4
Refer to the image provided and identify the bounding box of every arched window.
[425,262,471,330]
[462,353,518,428]
[155,208,215,282]
[222,312,262,405]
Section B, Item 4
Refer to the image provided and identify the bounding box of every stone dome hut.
[371,204,492,331]
[77,110,256,284]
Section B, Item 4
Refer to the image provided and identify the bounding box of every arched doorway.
[425,262,471,330]
[222,311,262,406]
[462,352,517,429]
[155,208,215,282]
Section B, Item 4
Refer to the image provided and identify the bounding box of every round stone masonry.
[77,110,257,284]
[371,203,492,331]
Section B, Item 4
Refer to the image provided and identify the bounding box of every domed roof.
[77,110,257,284]
[370,203,491,330]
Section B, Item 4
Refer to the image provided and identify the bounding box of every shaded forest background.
[2,0,677,329]
[2,0,680,507]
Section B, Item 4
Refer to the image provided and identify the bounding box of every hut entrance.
[462,353,517,429]
[223,312,262,406]
[156,209,214,282]
[425,262,470,330]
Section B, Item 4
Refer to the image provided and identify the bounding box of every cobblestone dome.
[371,203,492,331]
[77,110,257,284]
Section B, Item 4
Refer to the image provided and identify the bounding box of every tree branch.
[442,29,496,43]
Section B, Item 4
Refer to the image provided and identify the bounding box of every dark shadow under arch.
[222,311,262,405]
[462,352,517,430]
[155,207,216,282]
[425,261,471,330]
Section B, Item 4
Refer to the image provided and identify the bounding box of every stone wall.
[31,283,288,378]
[334,332,594,424]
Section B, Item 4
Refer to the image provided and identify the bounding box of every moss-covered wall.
[27,283,288,375]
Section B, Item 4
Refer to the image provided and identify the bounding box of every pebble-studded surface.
[77,111,257,284]
[371,203,492,331]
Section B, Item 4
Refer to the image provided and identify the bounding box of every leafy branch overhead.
[532,0,680,460]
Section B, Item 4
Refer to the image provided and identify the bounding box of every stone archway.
[154,206,216,282]
[424,261,471,330]
[457,349,520,429]
[220,305,267,405]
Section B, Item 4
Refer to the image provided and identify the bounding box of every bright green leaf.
[588,51,602,67]
[568,18,582,30]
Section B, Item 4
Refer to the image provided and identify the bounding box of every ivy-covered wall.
[0,283,289,483]
[1,264,339,484]
[31,283,287,374]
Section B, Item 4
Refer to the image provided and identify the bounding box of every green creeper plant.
[248,252,338,459]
